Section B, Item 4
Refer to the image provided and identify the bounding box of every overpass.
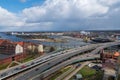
[0,41,120,80]
[31,54,100,80]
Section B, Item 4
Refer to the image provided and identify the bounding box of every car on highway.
[47,63,50,65]
[35,68,39,71]
[21,65,26,69]
[14,67,21,71]
[0,72,7,77]
[50,55,55,57]
[75,63,81,68]
[31,62,35,65]
[35,59,43,63]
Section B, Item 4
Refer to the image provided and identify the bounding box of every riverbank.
[32,38,67,43]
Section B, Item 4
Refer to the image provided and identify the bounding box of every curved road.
[1,41,120,80]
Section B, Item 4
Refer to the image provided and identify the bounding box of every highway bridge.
[31,54,100,80]
[0,41,120,80]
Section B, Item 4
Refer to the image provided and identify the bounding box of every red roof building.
[16,42,24,46]
[0,39,16,54]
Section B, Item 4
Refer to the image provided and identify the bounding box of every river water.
[0,33,89,48]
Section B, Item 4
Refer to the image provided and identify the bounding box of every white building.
[38,45,44,53]
[15,44,23,54]
[27,45,36,52]
[80,31,90,35]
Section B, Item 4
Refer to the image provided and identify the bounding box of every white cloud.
[22,0,109,23]
[0,0,120,31]
[0,7,24,27]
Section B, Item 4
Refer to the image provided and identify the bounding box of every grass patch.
[78,66,96,77]
[0,64,9,71]
[50,67,71,80]
[70,65,104,80]
[9,62,18,67]
[21,56,34,63]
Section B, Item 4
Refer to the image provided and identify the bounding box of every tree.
[49,46,55,52]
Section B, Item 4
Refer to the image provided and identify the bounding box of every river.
[0,33,89,48]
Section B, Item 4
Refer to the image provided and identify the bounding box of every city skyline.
[0,0,120,31]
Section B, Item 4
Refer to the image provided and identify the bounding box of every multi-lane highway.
[0,49,70,79]
[31,54,99,80]
[0,41,120,80]
[0,44,100,80]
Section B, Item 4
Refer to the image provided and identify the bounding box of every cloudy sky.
[0,0,120,31]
